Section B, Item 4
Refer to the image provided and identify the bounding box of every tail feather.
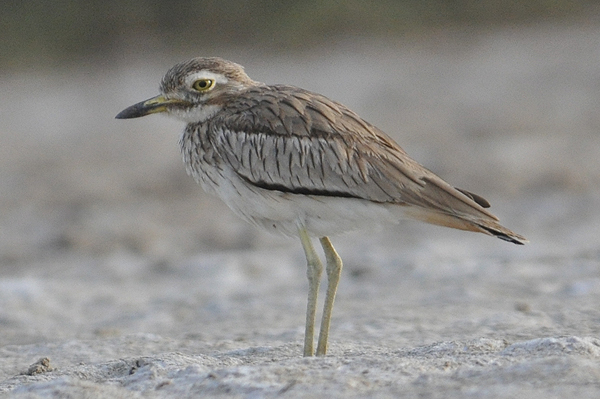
[455,187,491,208]
[477,224,528,245]
[404,206,528,245]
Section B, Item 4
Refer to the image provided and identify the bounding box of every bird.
[116,57,527,356]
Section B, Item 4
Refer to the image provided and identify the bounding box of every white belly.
[196,166,404,238]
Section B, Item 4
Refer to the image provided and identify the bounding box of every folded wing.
[207,85,527,244]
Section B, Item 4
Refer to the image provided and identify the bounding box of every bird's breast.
[178,123,404,237]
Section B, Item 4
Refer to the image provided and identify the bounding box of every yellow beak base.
[115,95,177,119]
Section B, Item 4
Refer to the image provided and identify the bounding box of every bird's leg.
[298,227,323,357]
[316,236,343,356]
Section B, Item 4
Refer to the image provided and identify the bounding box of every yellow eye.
[192,79,215,91]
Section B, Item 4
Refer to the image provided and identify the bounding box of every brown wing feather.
[207,84,526,243]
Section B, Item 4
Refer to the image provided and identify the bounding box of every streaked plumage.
[116,57,527,356]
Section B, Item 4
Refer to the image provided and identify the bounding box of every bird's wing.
[208,85,498,222]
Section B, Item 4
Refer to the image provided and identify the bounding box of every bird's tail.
[473,220,528,245]
[404,206,528,245]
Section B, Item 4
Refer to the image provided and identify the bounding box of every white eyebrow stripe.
[185,70,229,86]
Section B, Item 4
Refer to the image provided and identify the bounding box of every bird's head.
[116,57,256,123]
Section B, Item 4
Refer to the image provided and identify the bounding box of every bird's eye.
[192,79,215,92]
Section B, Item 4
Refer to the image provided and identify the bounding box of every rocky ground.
[1,23,600,398]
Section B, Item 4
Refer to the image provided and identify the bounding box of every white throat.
[169,104,221,124]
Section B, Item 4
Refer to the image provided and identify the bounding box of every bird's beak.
[115,95,184,119]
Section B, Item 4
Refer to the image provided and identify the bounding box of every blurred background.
[0,0,600,260]
[1,0,600,345]
[2,0,600,261]
[1,1,596,70]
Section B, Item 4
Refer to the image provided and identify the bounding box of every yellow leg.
[298,227,323,357]
[316,236,343,356]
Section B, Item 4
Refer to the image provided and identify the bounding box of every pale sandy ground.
[1,23,600,398]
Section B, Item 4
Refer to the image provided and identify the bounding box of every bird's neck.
[170,104,222,124]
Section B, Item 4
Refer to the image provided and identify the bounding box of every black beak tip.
[115,104,142,119]
[115,110,128,119]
